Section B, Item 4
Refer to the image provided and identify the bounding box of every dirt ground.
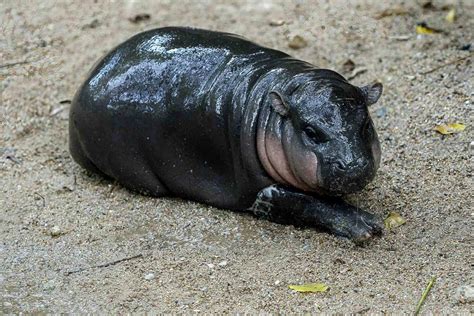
[1,0,473,313]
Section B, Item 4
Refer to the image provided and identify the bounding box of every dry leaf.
[269,20,285,27]
[389,35,412,41]
[50,106,66,116]
[421,1,434,9]
[445,9,456,23]
[416,22,443,34]
[375,6,410,19]
[342,59,356,73]
[289,283,329,293]
[129,13,151,23]
[434,123,466,135]
[384,212,406,229]
[288,35,308,49]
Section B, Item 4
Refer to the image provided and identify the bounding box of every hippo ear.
[269,91,289,116]
[361,82,383,106]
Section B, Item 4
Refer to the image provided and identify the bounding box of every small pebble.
[207,263,215,269]
[218,260,228,267]
[376,107,388,118]
[49,226,62,237]
[274,280,281,285]
[43,279,56,290]
[455,285,474,304]
[469,141,474,151]
[144,273,155,281]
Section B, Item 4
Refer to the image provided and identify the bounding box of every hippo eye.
[304,126,328,144]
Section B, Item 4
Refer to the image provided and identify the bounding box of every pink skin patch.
[256,122,285,184]
[372,139,381,170]
[282,122,319,191]
[292,149,319,189]
[266,134,308,189]
[256,118,319,192]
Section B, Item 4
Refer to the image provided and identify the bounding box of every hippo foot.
[250,184,383,243]
[319,205,383,243]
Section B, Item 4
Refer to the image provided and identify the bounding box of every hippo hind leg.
[114,164,169,197]
[69,126,107,177]
[70,128,168,197]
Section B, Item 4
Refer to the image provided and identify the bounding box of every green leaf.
[445,9,456,23]
[384,212,406,229]
[434,123,466,135]
[288,283,329,293]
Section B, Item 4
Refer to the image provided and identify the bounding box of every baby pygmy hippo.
[70,27,384,242]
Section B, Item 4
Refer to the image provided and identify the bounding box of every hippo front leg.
[250,185,383,242]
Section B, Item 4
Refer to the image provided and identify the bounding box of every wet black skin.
[70,27,384,242]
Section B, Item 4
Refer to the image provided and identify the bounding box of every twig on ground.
[34,192,46,208]
[0,60,31,69]
[415,276,436,315]
[65,253,143,276]
[347,67,367,80]
[421,53,472,75]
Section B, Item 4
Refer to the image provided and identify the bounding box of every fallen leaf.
[82,18,100,29]
[420,1,451,11]
[129,13,151,23]
[375,6,410,19]
[288,283,329,293]
[420,1,434,9]
[50,106,66,116]
[269,20,285,27]
[288,35,307,49]
[389,35,412,41]
[342,59,355,73]
[416,22,443,34]
[434,123,466,135]
[384,212,406,229]
[445,8,456,23]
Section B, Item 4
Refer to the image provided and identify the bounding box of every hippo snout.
[322,158,375,195]
[333,158,369,172]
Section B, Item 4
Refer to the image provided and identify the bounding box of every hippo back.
[70,27,297,207]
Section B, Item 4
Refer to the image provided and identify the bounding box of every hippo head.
[257,74,382,195]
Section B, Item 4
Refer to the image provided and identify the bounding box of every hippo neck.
[255,106,315,191]
[233,59,319,188]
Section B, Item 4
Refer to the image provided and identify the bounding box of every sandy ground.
[1,0,473,313]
